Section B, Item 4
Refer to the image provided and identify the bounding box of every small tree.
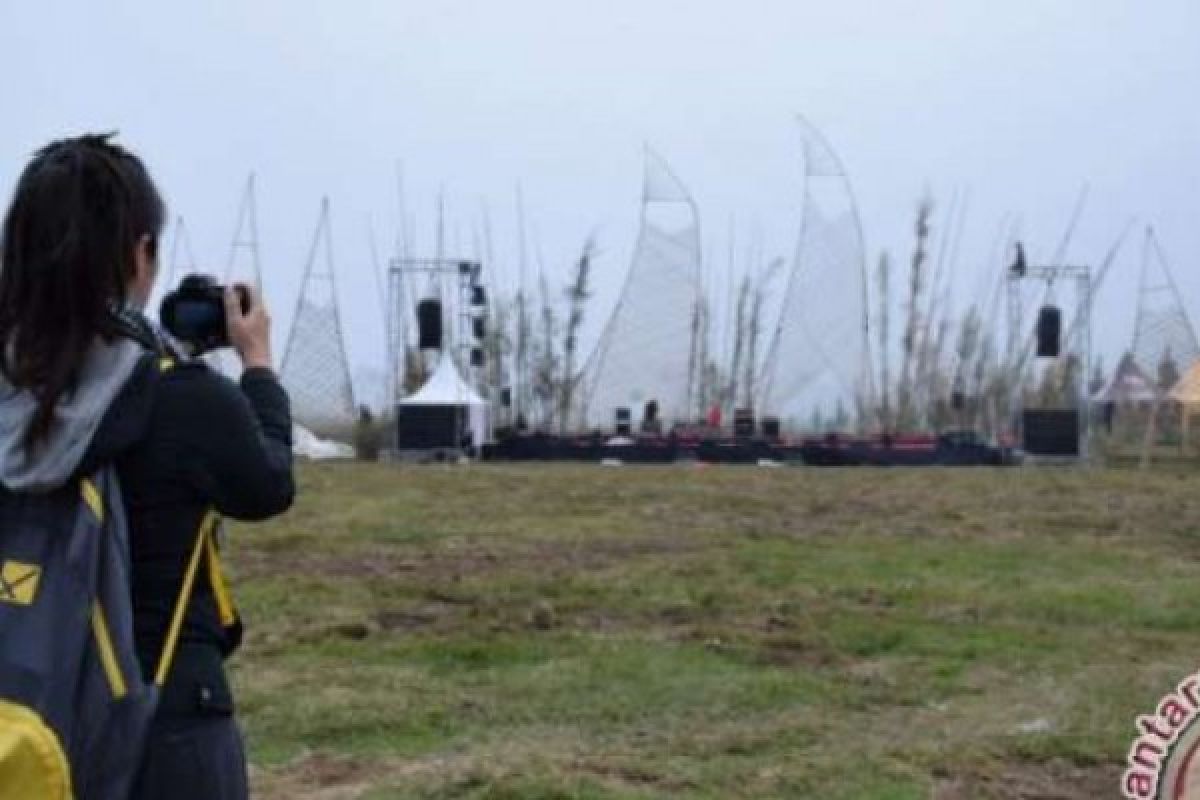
[530,274,561,429]
[558,239,594,432]
[896,197,933,429]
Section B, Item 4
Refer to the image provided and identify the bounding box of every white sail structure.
[209,174,264,380]
[279,198,356,432]
[1131,226,1199,382]
[583,150,702,428]
[761,117,869,425]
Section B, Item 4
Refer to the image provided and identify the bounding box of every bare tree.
[558,238,595,432]
[877,252,892,431]
[530,274,561,429]
[896,198,933,429]
[727,273,751,410]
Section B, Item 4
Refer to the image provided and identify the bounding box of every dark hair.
[0,133,165,449]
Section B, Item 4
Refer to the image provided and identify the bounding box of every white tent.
[1092,352,1160,406]
[399,355,489,450]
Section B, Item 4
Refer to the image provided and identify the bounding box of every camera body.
[159,274,250,354]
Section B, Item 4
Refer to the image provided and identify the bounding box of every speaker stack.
[416,299,443,350]
[1036,306,1061,358]
[734,409,755,440]
[615,408,632,437]
[1022,409,1080,456]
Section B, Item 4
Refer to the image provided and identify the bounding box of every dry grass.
[224,463,1200,798]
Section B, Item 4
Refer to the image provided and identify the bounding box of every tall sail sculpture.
[165,216,198,288]
[209,175,264,379]
[583,149,702,427]
[761,117,869,424]
[280,197,356,431]
[225,173,263,289]
[1131,226,1200,382]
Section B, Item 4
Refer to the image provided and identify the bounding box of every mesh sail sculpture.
[582,150,702,428]
[208,175,264,380]
[279,197,356,432]
[1131,226,1199,385]
[225,174,263,289]
[761,117,869,423]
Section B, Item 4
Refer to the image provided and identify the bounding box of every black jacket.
[81,336,293,712]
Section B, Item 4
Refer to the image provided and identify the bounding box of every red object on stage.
[706,405,722,428]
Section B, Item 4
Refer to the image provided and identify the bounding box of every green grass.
[227,463,1200,798]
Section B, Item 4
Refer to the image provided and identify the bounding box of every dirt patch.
[252,752,381,800]
[756,635,843,668]
[932,758,1122,800]
[375,605,449,632]
[573,758,698,793]
[238,532,704,584]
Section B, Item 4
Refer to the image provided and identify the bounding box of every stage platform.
[483,430,1012,467]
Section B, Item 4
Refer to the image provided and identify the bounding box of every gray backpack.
[0,462,218,799]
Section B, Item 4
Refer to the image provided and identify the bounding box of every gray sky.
[2,0,1197,402]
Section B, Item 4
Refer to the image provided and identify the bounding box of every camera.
[159,274,250,354]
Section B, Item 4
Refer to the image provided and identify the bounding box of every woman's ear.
[129,234,159,309]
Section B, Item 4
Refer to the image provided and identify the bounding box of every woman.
[0,134,294,799]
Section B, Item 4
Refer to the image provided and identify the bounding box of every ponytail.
[0,133,165,449]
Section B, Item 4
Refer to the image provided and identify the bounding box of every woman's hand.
[225,284,273,370]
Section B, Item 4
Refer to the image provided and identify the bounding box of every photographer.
[0,134,293,799]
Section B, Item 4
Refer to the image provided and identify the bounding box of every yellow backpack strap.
[154,511,218,687]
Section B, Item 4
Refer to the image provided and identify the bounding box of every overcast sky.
[2,0,1196,403]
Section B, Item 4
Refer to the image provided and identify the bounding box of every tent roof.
[400,355,486,407]
[1170,361,1200,406]
[1093,352,1160,405]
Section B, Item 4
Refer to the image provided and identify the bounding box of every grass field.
[226,463,1200,799]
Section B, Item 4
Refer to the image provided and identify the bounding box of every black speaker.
[640,400,661,434]
[417,299,443,350]
[761,416,781,439]
[396,404,464,450]
[1036,306,1061,358]
[470,347,485,368]
[615,407,632,436]
[734,408,755,439]
[1022,410,1079,456]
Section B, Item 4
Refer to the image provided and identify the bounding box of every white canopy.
[400,355,486,407]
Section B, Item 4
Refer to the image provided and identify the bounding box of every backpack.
[0,359,236,799]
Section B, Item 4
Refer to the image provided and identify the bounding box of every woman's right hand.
[225,284,273,371]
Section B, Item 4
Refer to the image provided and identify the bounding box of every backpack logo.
[0,560,42,605]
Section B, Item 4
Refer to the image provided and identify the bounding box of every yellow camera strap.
[205,527,237,628]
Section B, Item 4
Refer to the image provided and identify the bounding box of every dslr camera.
[160,274,251,355]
